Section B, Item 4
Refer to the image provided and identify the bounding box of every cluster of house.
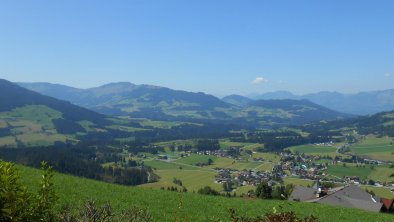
[279,152,328,180]
[289,184,394,213]
[313,142,334,146]
[214,168,275,187]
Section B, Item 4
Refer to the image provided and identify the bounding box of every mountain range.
[18,81,350,127]
[2,79,394,148]
[244,89,394,115]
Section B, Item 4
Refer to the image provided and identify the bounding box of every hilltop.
[0,79,146,147]
[18,81,350,127]
[250,89,394,115]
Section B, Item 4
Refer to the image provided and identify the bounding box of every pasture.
[140,169,221,192]
[15,164,394,222]
[283,177,315,187]
[287,144,338,157]
[326,165,373,180]
[174,154,218,165]
[351,135,394,161]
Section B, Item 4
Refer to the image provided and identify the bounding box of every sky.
[0,0,393,97]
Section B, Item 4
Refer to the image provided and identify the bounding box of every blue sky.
[0,0,393,96]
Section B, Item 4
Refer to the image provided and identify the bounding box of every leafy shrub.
[228,208,318,222]
[198,186,220,196]
[0,160,57,221]
[0,160,152,222]
[59,201,152,222]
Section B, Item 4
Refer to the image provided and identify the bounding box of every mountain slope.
[19,82,232,120]
[251,89,394,115]
[19,82,351,127]
[241,99,352,126]
[0,79,116,147]
[221,94,253,107]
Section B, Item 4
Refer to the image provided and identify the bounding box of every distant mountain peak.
[222,94,253,107]
[96,82,136,88]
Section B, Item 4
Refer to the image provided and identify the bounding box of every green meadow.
[351,136,394,161]
[326,165,373,180]
[326,164,394,184]
[15,164,394,222]
[287,144,339,157]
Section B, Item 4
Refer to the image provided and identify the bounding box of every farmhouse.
[381,198,394,213]
[315,185,383,212]
[290,185,394,213]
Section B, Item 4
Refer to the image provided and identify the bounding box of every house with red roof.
[380,198,394,213]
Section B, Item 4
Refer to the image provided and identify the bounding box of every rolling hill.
[251,89,394,115]
[19,82,232,120]
[19,82,351,127]
[0,79,141,147]
[303,109,394,138]
[221,94,253,107]
[242,99,351,126]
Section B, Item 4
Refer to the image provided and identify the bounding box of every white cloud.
[252,76,268,84]
[384,73,391,77]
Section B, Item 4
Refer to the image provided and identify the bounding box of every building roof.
[381,198,394,210]
[316,185,383,212]
[289,186,317,202]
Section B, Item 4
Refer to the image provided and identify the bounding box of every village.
[147,138,394,214]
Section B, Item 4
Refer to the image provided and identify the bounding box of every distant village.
[157,142,394,213]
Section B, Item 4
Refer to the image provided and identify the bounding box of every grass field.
[219,140,247,149]
[15,164,394,222]
[351,136,394,161]
[283,177,315,187]
[204,157,262,170]
[16,133,68,146]
[251,152,281,162]
[368,166,394,183]
[139,119,200,129]
[154,139,195,148]
[0,136,16,146]
[175,154,218,165]
[140,169,221,192]
[0,120,8,128]
[219,140,263,151]
[144,154,276,193]
[254,162,275,171]
[362,185,394,199]
[0,105,62,129]
[144,160,200,170]
[326,165,373,180]
[235,185,255,195]
[288,144,339,157]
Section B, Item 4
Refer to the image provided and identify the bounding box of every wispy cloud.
[384,73,391,77]
[252,76,268,84]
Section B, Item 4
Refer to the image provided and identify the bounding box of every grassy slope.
[0,105,68,146]
[288,144,341,158]
[351,136,394,161]
[16,165,394,222]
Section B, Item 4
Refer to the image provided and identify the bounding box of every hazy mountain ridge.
[303,109,394,138]
[19,81,350,127]
[248,89,394,115]
[221,95,253,107]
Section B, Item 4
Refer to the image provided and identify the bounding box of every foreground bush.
[0,161,57,221]
[59,201,152,222]
[228,208,318,222]
[1,160,318,222]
